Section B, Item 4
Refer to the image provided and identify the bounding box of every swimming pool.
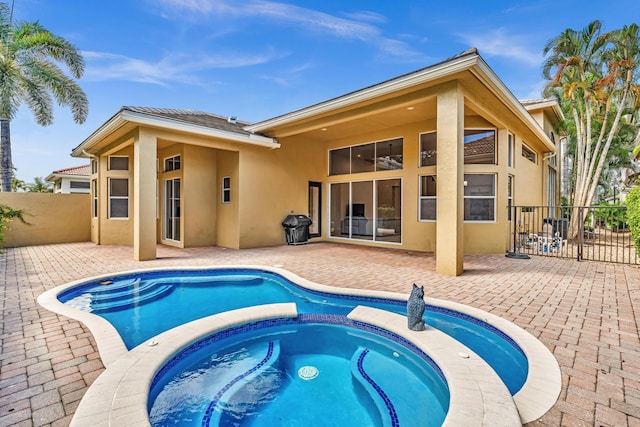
[57,267,527,394]
[38,265,562,425]
[149,320,450,426]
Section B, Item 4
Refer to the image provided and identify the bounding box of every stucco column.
[436,83,464,276]
[133,129,157,261]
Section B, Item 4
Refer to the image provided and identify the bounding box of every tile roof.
[121,106,253,135]
[51,164,91,176]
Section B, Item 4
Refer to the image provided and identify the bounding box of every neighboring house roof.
[464,135,494,161]
[45,164,91,182]
[71,107,277,157]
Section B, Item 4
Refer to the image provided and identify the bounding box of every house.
[45,164,91,194]
[70,48,562,276]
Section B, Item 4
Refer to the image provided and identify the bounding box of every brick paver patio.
[1,242,639,426]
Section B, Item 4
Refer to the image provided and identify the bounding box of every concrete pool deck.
[1,242,639,426]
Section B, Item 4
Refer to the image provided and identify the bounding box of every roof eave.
[471,59,556,152]
[72,110,279,158]
[245,52,480,133]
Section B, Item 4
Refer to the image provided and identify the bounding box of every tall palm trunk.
[0,118,12,192]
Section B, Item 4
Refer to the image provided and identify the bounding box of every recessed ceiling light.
[407,106,415,110]
[321,128,327,131]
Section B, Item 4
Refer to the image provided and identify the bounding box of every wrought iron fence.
[508,205,639,265]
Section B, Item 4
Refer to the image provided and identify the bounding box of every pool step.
[202,341,281,427]
[89,283,174,313]
[351,347,399,427]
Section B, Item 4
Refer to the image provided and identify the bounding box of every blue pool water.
[148,320,449,427]
[58,268,528,394]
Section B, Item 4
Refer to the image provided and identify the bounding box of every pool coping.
[37,264,561,424]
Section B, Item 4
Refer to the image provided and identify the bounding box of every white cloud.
[459,28,542,67]
[153,0,424,62]
[82,49,287,85]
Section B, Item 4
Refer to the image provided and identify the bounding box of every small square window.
[164,155,181,172]
[109,156,129,171]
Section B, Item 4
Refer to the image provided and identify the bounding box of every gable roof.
[246,48,556,153]
[121,107,253,135]
[72,107,277,157]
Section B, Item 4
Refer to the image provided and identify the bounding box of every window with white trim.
[91,159,98,174]
[329,138,403,175]
[419,175,436,221]
[108,156,128,171]
[108,178,128,218]
[222,176,231,203]
[522,144,537,164]
[508,133,515,168]
[92,179,98,218]
[464,174,495,222]
[164,155,181,172]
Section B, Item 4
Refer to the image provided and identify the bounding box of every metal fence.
[508,205,639,265]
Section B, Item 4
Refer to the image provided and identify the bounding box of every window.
[508,133,515,168]
[547,168,557,216]
[419,175,436,221]
[164,155,181,172]
[109,156,128,171]
[522,144,537,163]
[464,174,495,221]
[419,132,437,167]
[70,181,90,189]
[507,175,514,221]
[91,159,98,174]
[464,129,496,164]
[419,130,496,167]
[92,179,98,218]
[108,178,128,218]
[329,138,403,176]
[222,176,231,203]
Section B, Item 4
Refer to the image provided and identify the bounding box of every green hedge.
[627,185,640,253]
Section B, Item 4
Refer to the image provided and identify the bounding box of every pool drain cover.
[298,366,319,380]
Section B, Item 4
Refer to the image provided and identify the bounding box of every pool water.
[148,322,449,427]
[59,268,528,394]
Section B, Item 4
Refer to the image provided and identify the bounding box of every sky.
[8,0,639,183]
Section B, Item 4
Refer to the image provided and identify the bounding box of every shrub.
[627,185,640,253]
[0,204,26,250]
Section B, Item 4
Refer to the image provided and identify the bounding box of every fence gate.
[509,205,638,265]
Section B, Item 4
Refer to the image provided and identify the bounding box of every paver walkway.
[1,242,639,426]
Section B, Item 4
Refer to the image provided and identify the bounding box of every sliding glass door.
[330,178,401,243]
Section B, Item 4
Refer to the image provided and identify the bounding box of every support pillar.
[436,83,464,276]
[133,129,157,261]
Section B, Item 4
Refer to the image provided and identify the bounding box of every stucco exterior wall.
[216,150,239,249]
[183,144,217,247]
[237,138,326,248]
[0,193,90,247]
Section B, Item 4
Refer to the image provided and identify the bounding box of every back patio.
[1,242,639,426]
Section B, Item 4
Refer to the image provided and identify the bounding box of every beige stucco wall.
[216,150,239,249]
[183,144,217,247]
[0,193,90,247]
[237,138,326,248]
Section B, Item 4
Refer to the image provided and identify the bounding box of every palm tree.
[26,176,51,192]
[0,2,88,192]
[543,21,640,238]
